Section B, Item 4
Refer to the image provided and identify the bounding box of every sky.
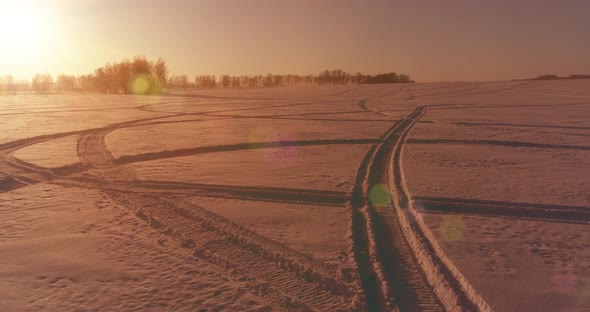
[0,0,589,82]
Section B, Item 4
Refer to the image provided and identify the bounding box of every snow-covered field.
[1,81,589,311]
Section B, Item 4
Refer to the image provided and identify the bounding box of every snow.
[1,81,589,311]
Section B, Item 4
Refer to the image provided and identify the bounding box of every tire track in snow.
[414,197,590,224]
[114,138,380,165]
[407,138,590,151]
[350,103,492,311]
[452,122,590,131]
[350,80,541,311]
[71,119,361,311]
[70,177,349,207]
[0,115,179,191]
[107,192,356,311]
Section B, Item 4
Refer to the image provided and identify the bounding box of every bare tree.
[32,74,53,94]
[0,76,15,93]
[56,75,76,92]
[115,59,132,94]
[152,58,168,94]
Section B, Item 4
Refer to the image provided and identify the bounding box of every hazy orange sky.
[1,0,589,82]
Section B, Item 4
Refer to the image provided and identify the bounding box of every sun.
[0,2,54,64]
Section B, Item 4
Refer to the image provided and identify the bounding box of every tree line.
[521,74,590,81]
[167,70,413,89]
[0,56,414,94]
[59,56,168,95]
[1,56,168,95]
[0,76,29,93]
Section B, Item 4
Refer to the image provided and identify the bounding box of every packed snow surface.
[1,81,589,311]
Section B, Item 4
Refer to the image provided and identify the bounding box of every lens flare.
[248,126,274,148]
[551,265,578,294]
[130,74,151,95]
[248,127,299,169]
[368,184,392,208]
[440,215,464,241]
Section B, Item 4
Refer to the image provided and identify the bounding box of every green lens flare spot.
[369,184,392,207]
[130,74,151,95]
[441,215,464,241]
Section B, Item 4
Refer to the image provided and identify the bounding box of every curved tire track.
[350,104,492,311]
[3,85,544,311]
[114,138,379,165]
[72,120,360,311]
[107,192,356,311]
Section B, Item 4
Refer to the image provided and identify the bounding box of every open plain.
[1,80,589,311]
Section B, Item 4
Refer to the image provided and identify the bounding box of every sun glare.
[0,2,54,64]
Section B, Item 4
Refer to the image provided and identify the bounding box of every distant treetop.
[170,70,414,89]
[523,74,590,81]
